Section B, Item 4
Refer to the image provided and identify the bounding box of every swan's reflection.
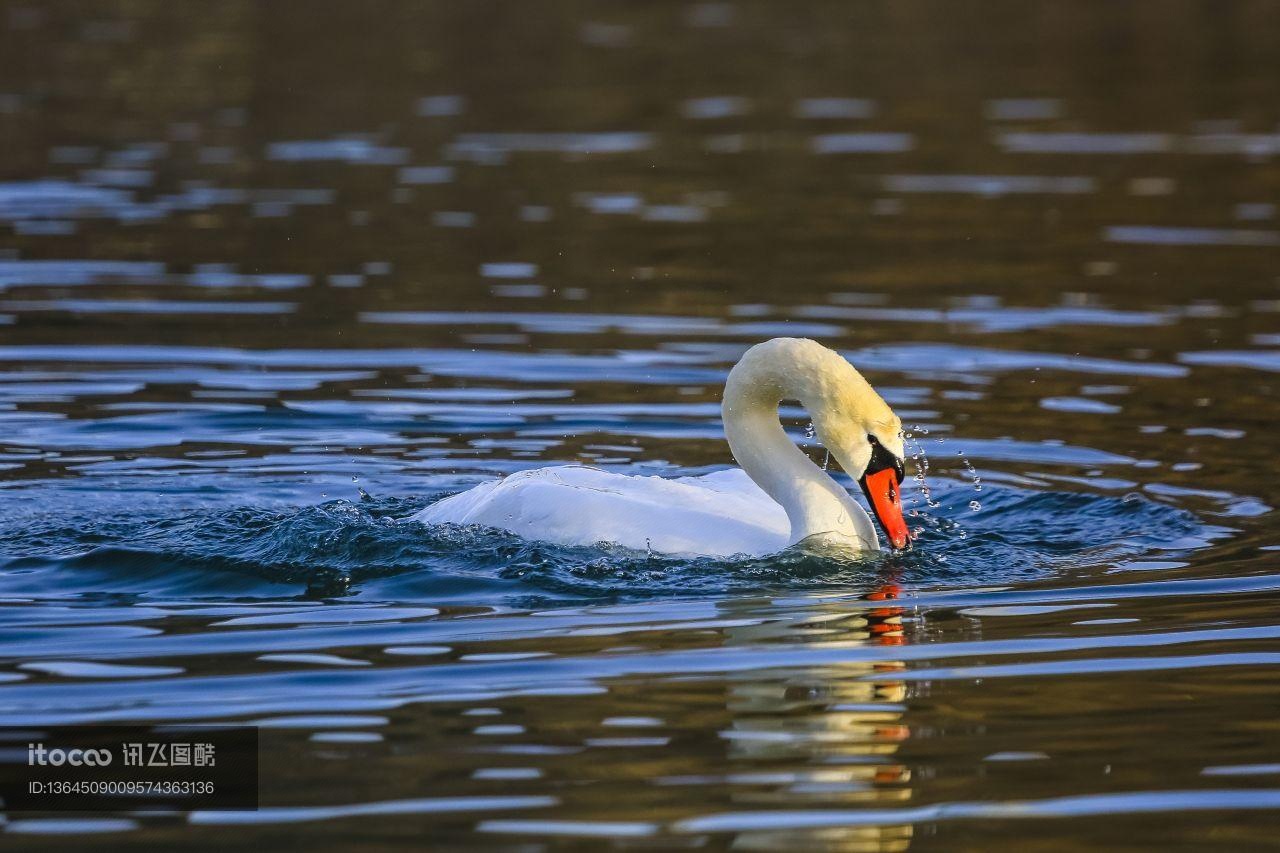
[719,578,914,852]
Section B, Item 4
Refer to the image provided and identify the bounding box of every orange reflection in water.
[720,577,916,851]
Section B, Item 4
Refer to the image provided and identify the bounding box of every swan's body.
[416,338,909,557]
[422,465,790,556]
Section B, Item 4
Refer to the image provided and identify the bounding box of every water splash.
[903,425,941,511]
[0,478,1224,603]
[960,453,983,493]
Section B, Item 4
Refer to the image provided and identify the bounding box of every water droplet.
[903,430,940,510]
[969,500,981,512]
[959,455,983,495]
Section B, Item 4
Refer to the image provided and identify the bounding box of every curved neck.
[721,341,878,549]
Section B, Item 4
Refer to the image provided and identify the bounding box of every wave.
[0,478,1225,604]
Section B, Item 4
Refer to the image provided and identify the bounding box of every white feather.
[415,338,904,557]
[416,465,789,557]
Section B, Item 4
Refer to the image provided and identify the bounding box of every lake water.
[2,1,1279,848]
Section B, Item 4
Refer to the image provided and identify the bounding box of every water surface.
[2,1,1279,849]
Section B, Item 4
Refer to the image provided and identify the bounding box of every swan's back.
[415,465,789,557]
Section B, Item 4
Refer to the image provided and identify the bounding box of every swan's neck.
[721,340,878,549]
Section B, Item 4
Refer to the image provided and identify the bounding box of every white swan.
[415,338,910,557]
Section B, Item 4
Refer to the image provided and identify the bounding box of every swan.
[415,337,910,557]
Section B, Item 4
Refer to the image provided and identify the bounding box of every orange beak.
[859,467,910,550]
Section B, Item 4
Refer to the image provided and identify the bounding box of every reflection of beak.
[859,467,910,550]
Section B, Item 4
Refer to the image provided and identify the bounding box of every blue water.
[2,1,1280,849]
[0,478,1217,603]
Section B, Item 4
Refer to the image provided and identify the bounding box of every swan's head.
[822,419,910,551]
[856,426,910,550]
[813,377,911,551]
[723,337,914,550]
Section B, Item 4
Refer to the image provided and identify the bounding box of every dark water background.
[1,1,1279,848]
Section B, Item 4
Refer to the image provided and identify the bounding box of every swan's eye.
[863,433,905,485]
